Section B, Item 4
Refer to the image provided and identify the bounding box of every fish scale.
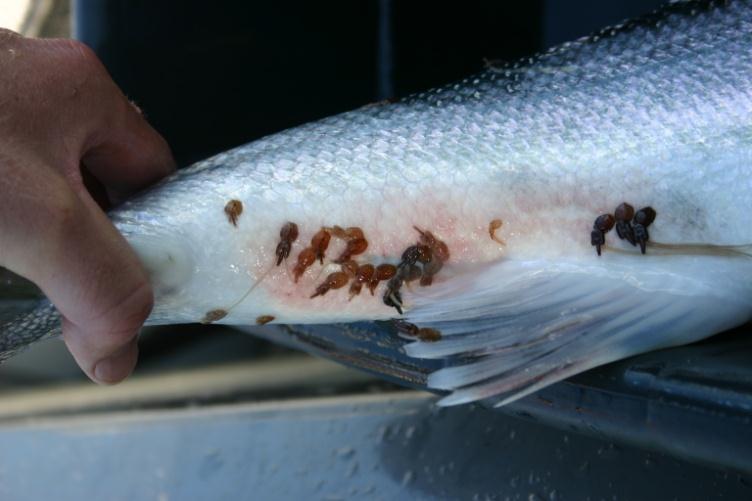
[3,0,752,405]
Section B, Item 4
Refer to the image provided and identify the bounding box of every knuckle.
[44,186,81,234]
[0,28,21,46]
[48,40,108,93]
[57,39,100,70]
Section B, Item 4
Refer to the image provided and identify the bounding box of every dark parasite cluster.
[206,199,453,335]
[591,202,656,255]
[269,222,449,314]
[383,227,450,315]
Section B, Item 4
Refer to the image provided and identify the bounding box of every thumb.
[0,157,152,384]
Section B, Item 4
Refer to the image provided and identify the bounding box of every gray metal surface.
[0,392,749,501]
[248,320,752,474]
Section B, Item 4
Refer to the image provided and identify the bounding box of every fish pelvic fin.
[403,255,752,407]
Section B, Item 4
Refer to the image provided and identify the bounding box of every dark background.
[75,0,663,166]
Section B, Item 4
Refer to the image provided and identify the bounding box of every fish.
[2,0,752,407]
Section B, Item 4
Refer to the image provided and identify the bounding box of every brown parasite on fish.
[275,222,299,266]
[368,263,397,295]
[349,264,375,299]
[293,247,316,283]
[224,200,243,227]
[593,204,656,255]
[201,309,228,324]
[327,226,368,263]
[311,228,332,264]
[614,203,636,246]
[415,226,450,262]
[310,271,350,298]
[591,214,615,256]
[633,206,657,254]
[382,228,451,313]
[393,320,442,342]
[489,219,505,245]
[292,228,334,282]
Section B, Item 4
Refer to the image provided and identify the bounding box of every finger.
[82,97,176,203]
[0,157,153,384]
[23,37,176,202]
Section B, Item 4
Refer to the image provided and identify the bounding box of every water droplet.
[402,470,414,486]
[509,429,517,440]
[376,425,388,442]
[346,461,359,478]
[335,446,355,459]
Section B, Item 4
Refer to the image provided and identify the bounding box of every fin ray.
[404,256,752,406]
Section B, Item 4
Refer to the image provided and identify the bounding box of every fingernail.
[93,339,138,385]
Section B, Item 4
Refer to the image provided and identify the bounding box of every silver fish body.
[4,0,752,405]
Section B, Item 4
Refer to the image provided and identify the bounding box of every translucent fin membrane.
[405,256,752,406]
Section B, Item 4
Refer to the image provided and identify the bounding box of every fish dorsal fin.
[403,256,752,406]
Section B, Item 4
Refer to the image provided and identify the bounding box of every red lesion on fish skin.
[224,185,526,321]
[303,224,450,311]
[244,197,502,316]
[274,223,455,310]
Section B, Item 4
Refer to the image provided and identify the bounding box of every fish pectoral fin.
[403,257,752,407]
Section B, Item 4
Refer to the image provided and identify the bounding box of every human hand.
[0,29,175,383]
